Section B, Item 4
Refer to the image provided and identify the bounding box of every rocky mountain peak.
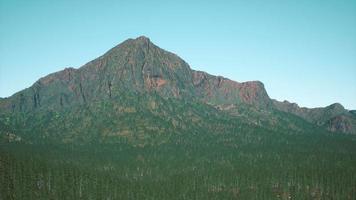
[125,36,151,50]
[0,36,355,135]
[135,35,151,42]
[0,36,276,112]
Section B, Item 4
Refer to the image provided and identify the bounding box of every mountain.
[273,100,356,134]
[0,35,355,144]
[1,36,356,199]
[0,36,270,111]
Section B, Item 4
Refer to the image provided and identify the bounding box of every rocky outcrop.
[326,115,352,133]
[192,71,271,108]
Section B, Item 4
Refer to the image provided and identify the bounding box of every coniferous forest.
[1,127,356,199]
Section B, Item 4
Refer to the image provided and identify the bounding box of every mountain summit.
[0,36,355,144]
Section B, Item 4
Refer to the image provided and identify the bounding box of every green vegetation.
[1,117,356,199]
[1,91,356,200]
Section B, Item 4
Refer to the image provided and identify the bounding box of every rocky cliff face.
[192,71,271,108]
[326,115,352,133]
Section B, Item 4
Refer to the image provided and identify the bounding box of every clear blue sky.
[1,0,356,109]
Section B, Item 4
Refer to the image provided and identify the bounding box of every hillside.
[1,36,356,199]
[0,36,354,143]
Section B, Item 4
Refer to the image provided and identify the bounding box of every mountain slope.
[273,100,356,134]
[0,36,355,144]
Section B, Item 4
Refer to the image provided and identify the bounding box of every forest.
[1,126,356,199]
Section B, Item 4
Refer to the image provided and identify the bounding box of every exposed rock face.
[192,71,271,108]
[326,115,352,133]
[98,36,195,98]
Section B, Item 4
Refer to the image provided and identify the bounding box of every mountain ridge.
[0,36,355,137]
